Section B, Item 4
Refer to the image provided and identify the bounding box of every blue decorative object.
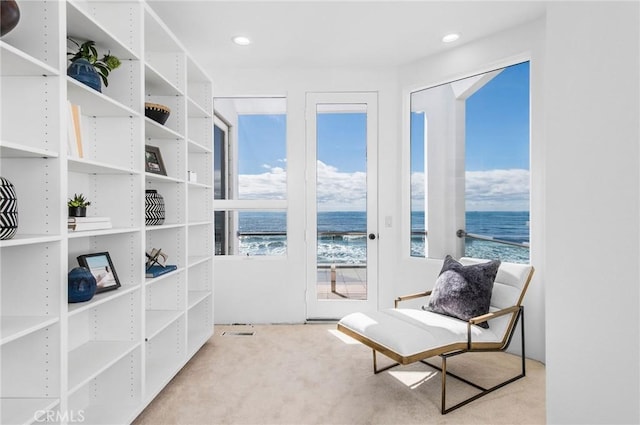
[68,266,97,303]
[67,58,101,92]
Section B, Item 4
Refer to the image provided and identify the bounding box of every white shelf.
[145,63,184,97]
[71,403,139,425]
[145,117,183,140]
[67,78,139,117]
[67,227,141,239]
[66,1,139,61]
[68,340,140,394]
[1,1,213,422]
[0,235,61,248]
[0,316,60,346]
[187,97,210,118]
[145,172,183,184]
[187,181,212,190]
[145,310,183,341]
[0,141,59,159]
[187,324,211,358]
[187,139,213,154]
[68,285,140,317]
[145,223,185,231]
[145,356,181,403]
[0,41,59,77]
[68,157,140,175]
[188,256,211,268]
[188,291,211,310]
[1,398,60,425]
[188,220,212,227]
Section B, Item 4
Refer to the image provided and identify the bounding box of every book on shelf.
[66,101,84,158]
[68,218,112,231]
[146,264,178,278]
[67,216,111,223]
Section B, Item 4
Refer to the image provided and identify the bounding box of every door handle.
[368,233,376,240]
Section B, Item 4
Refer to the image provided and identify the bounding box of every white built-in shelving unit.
[0,2,213,424]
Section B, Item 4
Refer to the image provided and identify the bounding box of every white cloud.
[238,160,367,210]
[466,169,529,211]
[411,169,529,211]
[239,163,529,211]
[316,161,366,211]
[238,165,287,199]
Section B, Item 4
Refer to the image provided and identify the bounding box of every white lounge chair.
[337,257,535,414]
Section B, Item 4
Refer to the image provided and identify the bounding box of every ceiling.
[147,1,547,77]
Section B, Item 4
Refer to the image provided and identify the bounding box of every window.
[213,97,287,256]
[214,117,229,255]
[409,61,530,263]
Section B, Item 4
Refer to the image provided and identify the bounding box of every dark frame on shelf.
[77,251,121,294]
[145,145,167,175]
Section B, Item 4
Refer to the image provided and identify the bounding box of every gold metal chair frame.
[337,266,534,414]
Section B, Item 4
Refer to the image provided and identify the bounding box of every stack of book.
[146,264,178,278]
[68,216,112,231]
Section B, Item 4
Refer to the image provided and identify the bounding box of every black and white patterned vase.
[0,176,18,240]
[145,190,165,225]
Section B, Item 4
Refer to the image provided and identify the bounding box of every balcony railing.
[456,229,530,248]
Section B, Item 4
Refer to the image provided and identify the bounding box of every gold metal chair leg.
[372,350,399,374]
[441,355,447,413]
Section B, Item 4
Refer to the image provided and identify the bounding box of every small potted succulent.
[68,193,91,217]
[67,38,121,92]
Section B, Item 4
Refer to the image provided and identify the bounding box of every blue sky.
[237,114,286,175]
[411,61,530,211]
[235,61,530,210]
[465,62,530,171]
[411,61,529,173]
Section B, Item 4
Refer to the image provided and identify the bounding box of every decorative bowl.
[145,102,171,125]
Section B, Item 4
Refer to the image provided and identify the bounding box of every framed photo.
[77,252,121,294]
[145,145,167,175]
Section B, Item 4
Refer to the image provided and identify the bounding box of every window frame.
[403,58,532,263]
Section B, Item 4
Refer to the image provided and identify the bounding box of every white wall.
[212,6,640,422]
[212,67,400,324]
[544,2,639,424]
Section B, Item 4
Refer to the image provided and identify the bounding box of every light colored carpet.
[133,324,545,425]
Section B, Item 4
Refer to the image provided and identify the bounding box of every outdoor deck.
[316,265,367,300]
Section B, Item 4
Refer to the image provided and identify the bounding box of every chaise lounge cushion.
[423,255,500,328]
[339,308,501,361]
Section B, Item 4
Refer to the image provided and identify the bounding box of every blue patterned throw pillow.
[423,255,500,328]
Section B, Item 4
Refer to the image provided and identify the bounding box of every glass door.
[305,92,378,319]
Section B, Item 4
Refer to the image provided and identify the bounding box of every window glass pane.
[214,210,287,256]
[409,61,530,263]
[410,111,426,257]
[213,97,287,200]
[213,97,287,257]
[464,61,530,263]
[214,123,227,200]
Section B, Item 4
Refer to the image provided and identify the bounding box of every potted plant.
[67,38,121,92]
[68,193,91,217]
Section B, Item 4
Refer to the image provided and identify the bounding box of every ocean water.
[238,211,530,263]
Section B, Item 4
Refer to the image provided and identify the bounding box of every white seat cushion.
[338,258,533,362]
[339,308,500,359]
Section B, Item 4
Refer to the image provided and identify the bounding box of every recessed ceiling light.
[442,33,460,43]
[232,36,251,46]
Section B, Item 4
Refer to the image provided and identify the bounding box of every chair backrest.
[460,257,534,340]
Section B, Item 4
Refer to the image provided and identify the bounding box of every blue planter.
[68,266,97,303]
[67,58,101,92]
